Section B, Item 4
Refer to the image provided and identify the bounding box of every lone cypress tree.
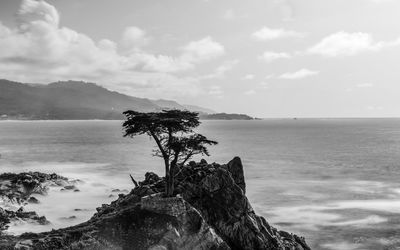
[122,109,217,196]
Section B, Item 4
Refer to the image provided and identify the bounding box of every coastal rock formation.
[0,172,76,234]
[0,196,229,250]
[0,172,70,204]
[0,158,311,250]
[0,207,49,233]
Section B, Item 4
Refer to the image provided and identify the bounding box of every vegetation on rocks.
[123,109,217,196]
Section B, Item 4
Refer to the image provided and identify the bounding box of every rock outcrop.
[0,207,50,233]
[0,158,311,250]
[0,172,76,234]
[0,172,71,204]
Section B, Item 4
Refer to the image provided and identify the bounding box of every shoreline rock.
[0,158,311,250]
[0,207,50,233]
[0,172,70,204]
[0,172,77,234]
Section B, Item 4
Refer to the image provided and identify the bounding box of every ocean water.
[1,119,400,249]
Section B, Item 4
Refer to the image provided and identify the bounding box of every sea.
[1,119,400,250]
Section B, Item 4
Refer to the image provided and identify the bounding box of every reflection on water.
[2,119,400,249]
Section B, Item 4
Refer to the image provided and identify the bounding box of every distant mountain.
[200,113,254,120]
[0,79,213,120]
[183,104,216,115]
[150,100,216,115]
[151,99,186,110]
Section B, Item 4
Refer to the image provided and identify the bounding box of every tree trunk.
[164,158,171,196]
[166,163,176,197]
[165,172,170,196]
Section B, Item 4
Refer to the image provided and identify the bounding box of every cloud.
[200,59,239,80]
[308,31,400,57]
[17,0,60,27]
[121,26,149,50]
[279,68,319,79]
[137,53,194,73]
[252,26,304,41]
[259,51,291,62]
[110,72,203,99]
[0,0,226,99]
[215,60,239,76]
[135,37,225,73]
[181,36,225,62]
[242,74,255,80]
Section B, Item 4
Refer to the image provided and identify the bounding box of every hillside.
[151,99,187,111]
[0,80,213,120]
[183,104,216,115]
[151,99,216,114]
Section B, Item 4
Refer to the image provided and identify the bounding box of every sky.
[0,0,400,117]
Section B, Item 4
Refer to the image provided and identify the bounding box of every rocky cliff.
[0,157,310,250]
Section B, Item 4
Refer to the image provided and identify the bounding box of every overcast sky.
[1,0,400,117]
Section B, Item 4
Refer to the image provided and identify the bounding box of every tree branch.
[180,150,194,165]
[167,127,172,158]
[149,131,168,159]
[129,174,138,187]
[149,130,170,176]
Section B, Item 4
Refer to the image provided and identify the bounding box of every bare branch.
[129,174,138,187]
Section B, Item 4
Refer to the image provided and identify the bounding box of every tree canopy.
[122,109,217,196]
